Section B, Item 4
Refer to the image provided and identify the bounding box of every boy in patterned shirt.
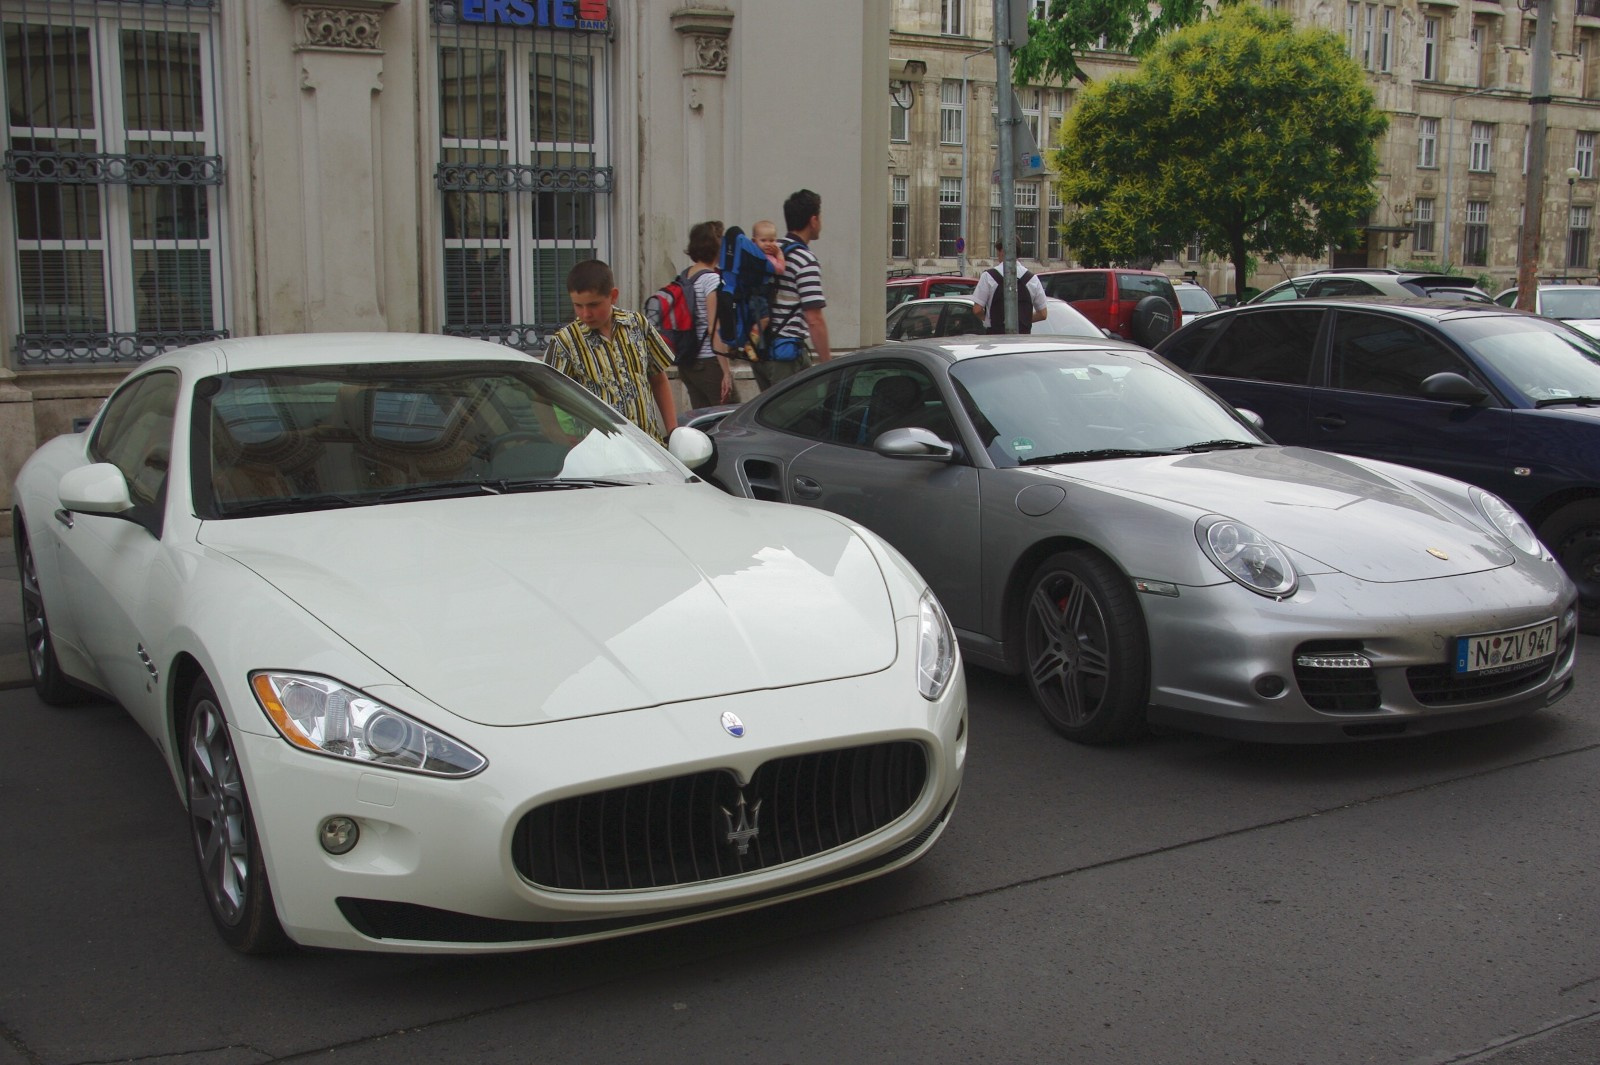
[544,260,678,442]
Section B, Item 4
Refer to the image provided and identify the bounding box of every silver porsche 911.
[706,336,1578,744]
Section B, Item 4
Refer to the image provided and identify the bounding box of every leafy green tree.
[1051,6,1388,298]
[1013,0,1217,88]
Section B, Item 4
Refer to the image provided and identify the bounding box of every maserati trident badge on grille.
[720,791,762,855]
[720,711,746,738]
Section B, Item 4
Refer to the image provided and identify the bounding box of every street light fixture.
[1565,165,1582,281]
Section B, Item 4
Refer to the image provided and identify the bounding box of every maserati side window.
[1192,310,1322,384]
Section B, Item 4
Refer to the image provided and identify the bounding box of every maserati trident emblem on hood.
[720,791,762,855]
[720,711,746,738]
[1427,547,1450,560]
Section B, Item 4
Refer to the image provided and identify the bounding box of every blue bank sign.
[458,0,609,31]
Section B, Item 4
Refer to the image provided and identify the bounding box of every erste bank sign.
[458,0,609,31]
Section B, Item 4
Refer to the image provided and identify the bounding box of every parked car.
[1034,267,1182,345]
[887,274,976,312]
[1493,284,1600,339]
[702,335,1576,744]
[1174,281,1222,319]
[1247,268,1484,304]
[1155,296,1600,632]
[886,296,1101,340]
[12,333,965,954]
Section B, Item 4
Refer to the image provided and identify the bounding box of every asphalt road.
[4,638,1600,1065]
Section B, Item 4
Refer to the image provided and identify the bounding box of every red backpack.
[644,268,707,369]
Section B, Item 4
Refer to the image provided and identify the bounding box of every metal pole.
[1515,0,1554,311]
[994,0,1018,332]
[959,47,992,278]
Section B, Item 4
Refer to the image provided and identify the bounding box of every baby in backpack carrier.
[748,220,788,347]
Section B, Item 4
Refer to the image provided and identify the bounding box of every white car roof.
[137,332,533,376]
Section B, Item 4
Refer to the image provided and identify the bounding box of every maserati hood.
[197,487,898,726]
[1050,446,1517,582]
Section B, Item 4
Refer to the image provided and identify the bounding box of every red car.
[1035,268,1182,346]
[886,274,977,312]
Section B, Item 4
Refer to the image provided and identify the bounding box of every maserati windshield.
[193,359,683,518]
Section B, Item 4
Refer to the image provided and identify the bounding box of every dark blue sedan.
[1156,296,1600,631]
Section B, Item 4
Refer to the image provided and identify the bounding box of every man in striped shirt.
[544,260,677,443]
[755,188,833,392]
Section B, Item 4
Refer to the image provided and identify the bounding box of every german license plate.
[1454,619,1557,674]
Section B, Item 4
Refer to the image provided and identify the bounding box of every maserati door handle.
[1313,414,1347,429]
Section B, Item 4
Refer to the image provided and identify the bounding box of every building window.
[890,99,909,143]
[1345,3,1359,59]
[1469,122,1493,172]
[1031,0,1049,17]
[0,7,228,366]
[1185,233,1203,262]
[1571,205,1592,272]
[1464,200,1490,266]
[1413,197,1435,253]
[1379,7,1394,72]
[891,175,909,260]
[1046,88,1065,149]
[1419,117,1438,168]
[1016,183,1039,258]
[436,26,612,351]
[941,0,964,36]
[1022,89,1041,150]
[1362,5,1375,70]
[1579,132,1596,180]
[940,80,964,146]
[939,177,962,257]
[1422,17,1440,80]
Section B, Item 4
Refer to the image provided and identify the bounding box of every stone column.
[669,8,733,228]
[281,0,399,332]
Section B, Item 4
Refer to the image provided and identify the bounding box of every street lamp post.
[1565,165,1581,281]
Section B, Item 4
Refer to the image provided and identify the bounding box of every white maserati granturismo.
[12,333,965,954]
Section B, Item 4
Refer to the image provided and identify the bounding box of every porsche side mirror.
[667,426,714,469]
[1420,372,1488,405]
[58,463,134,515]
[874,427,954,461]
[1236,408,1265,431]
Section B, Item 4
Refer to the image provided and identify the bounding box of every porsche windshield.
[950,349,1263,468]
[193,359,683,518]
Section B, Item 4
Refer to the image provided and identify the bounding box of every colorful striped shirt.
[544,308,676,442]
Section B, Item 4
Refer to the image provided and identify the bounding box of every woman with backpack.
[679,221,733,409]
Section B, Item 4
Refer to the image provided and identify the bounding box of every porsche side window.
[1191,310,1321,384]
[90,370,179,516]
[832,364,945,446]
[1330,313,1476,397]
[894,303,944,340]
[944,305,985,334]
[754,370,845,442]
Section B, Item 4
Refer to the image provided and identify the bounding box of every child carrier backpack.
[644,267,707,369]
[713,227,778,360]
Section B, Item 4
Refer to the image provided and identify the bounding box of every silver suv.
[1248,268,1485,304]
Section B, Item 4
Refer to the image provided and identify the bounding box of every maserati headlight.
[1197,515,1298,598]
[916,590,957,700]
[250,672,486,777]
[1470,487,1540,555]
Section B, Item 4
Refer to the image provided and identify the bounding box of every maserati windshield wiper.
[371,480,502,502]
[1020,448,1170,466]
[219,492,369,517]
[1534,395,1600,408]
[1170,439,1263,453]
[494,477,633,492]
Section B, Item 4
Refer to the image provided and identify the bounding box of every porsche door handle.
[1313,414,1347,429]
[791,475,822,500]
[53,508,74,529]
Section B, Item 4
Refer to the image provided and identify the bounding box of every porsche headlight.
[1197,515,1298,598]
[1471,487,1540,555]
[916,590,957,700]
[250,672,486,777]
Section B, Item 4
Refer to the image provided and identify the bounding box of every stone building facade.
[0,0,889,505]
[889,0,1600,299]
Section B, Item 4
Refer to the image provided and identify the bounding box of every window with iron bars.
[433,3,612,353]
[1,0,226,367]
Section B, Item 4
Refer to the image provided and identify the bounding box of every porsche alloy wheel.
[184,679,290,953]
[1540,500,1600,635]
[1022,550,1150,744]
[15,525,86,706]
